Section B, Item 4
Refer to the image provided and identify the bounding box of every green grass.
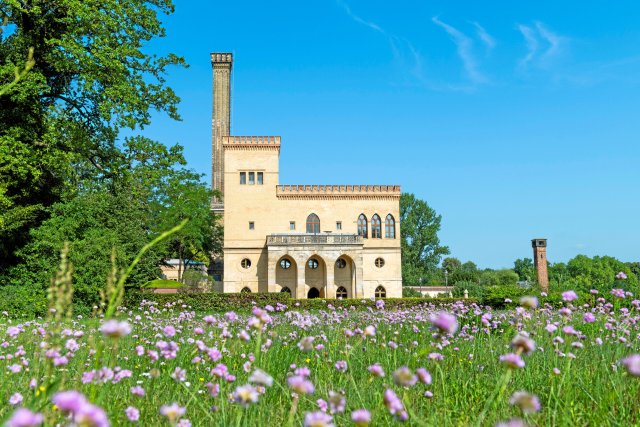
[1,301,639,426]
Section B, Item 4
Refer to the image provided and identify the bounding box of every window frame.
[241,259,252,269]
[371,214,382,239]
[248,172,255,185]
[257,172,263,185]
[249,221,255,230]
[290,221,296,230]
[357,214,368,239]
[385,214,396,239]
[336,286,348,299]
[280,259,292,269]
[240,172,246,185]
[306,213,320,234]
[375,286,387,298]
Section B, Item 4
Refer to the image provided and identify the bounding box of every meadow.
[2,291,640,426]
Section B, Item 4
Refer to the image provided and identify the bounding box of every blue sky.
[139,0,640,269]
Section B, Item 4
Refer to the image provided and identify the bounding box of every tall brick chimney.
[532,238,548,293]
[211,52,232,211]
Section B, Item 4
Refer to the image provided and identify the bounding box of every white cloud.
[337,0,385,35]
[535,21,563,62]
[432,17,487,84]
[472,22,496,52]
[517,24,539,68]
[517,21,565,69]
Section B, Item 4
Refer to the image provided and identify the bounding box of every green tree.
[5,139,221,313]
[513,258,536,282]
[442,257,462,274]
[450,261,480,284]
[400,193,449,285]
[0,0,184,272]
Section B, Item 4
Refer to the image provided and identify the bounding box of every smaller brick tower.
[532,238,548,293]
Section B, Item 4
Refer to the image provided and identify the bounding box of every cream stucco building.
[211,53,402,299]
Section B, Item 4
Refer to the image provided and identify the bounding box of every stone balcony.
[266,233,363,246]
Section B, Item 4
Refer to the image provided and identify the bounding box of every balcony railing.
[267,233,363,246]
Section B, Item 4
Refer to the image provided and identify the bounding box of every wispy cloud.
[517,24,539,68]
[337,0,440,90]
[432,17,487,84]
[517,21,565,68]
[472,22,496,53]
[535,21,563,62]
[337,0,385,34]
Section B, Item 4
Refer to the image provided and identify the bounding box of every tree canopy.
[400,193,449,285]
[0,0,185,271]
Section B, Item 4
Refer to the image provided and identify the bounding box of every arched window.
[385,214,396,239]
[306,213,320,234]
[241,287,251,293]
[307,287,320,299]
[336,286,348,299]
[281,287,291,295]
[357,214,368,238]
[375,286,387,298]
[371,214,382,239]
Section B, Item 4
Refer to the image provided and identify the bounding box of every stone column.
[355,251,365,298]
[296,255,306,299]
[325,257,335,299]
[267,250,277,293]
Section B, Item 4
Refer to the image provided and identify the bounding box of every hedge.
[141,279,184,289]
[121,290,480,313]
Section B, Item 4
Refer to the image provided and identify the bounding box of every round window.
[280,259,292,269]
[335,258,347,269]
[308,259,319,269]
[375,258,385,268]
[241,258,252,269]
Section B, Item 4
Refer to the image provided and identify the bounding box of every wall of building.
[222,139,402,299]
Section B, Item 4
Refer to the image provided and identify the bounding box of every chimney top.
[531,238,547,248]
[211,52,233,66]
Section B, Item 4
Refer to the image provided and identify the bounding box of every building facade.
[212,53,402,299]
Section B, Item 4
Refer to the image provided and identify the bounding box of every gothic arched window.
[306,213,320,234]
[357,214,368,239]
[371,214,382,239]
[241,287,251,293]
[385,214,396,239]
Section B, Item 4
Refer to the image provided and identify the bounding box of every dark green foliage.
[1,0,184,273]
[5,190,162,315]
[402,287,423,298]
[452,280,485,299]
[479,269,519,287]
[481,285,528,308]
[400,193,449,285]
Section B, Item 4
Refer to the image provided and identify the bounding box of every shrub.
[402,287,423,298]
[481,285,528,308]
[452,280,486,299]
[121,290,479,313]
